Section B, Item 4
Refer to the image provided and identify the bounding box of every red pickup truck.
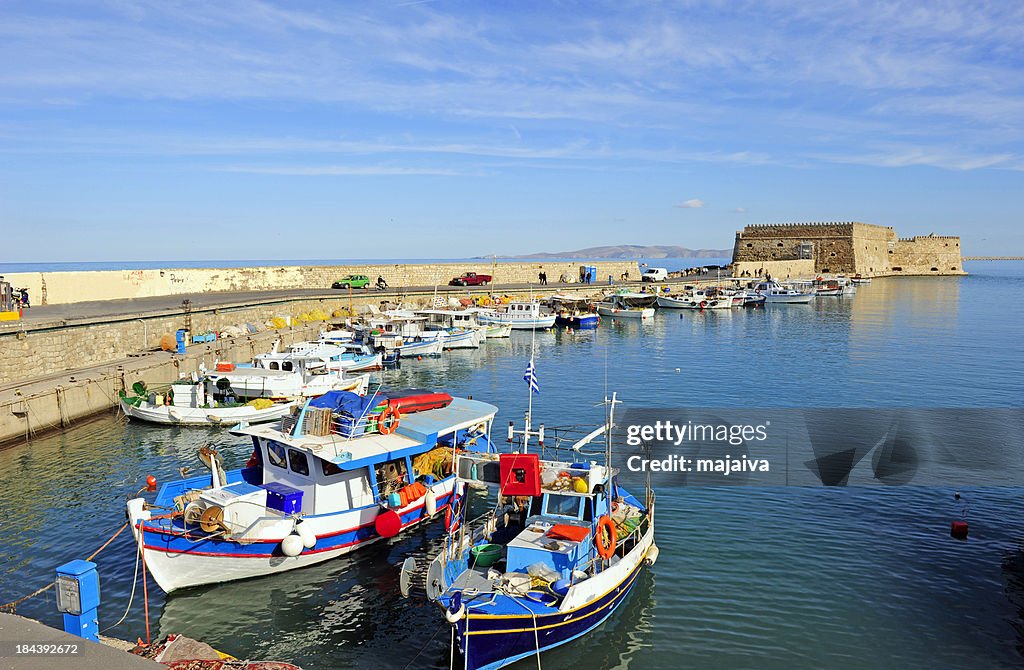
[448,272,492,286]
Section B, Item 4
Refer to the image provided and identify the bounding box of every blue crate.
[262,482,303,515]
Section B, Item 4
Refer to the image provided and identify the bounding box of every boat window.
[321,458,344,477]
[374,457,409,498]
[282,361,293,372]
[269,362,279,370]
[288,449,310,477]
[267,441,288,469]
[544,493,583,518]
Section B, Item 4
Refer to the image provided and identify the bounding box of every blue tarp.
[308,390,387,417]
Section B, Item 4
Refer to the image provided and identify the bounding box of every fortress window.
[746,243,752,247]
[776,243,784,247]
[830,252,836,257]
[893,267,903,271]
[951,266,958,271]
[930,267,938,272]
[822,268,830,273]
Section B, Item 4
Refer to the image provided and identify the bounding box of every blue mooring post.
[54,560,100,642]
[175,329,187,355]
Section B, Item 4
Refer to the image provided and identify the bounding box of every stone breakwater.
[3,261,638,306]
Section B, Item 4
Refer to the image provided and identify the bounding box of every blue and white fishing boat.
[476,301,556,330]
[127,389,498,593]
[410,350,656,669]
[354,315,445,358]
[265,339,383,373]
[547,295,600,329]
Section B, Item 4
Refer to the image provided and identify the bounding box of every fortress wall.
[3,261,638,306]
[731,259,815,279]
[890,237,966,275]
[732,222,962,277]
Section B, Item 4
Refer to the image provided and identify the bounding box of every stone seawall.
[0,323,324,449]
[4,261,638,306]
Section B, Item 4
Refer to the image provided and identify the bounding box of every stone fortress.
[730,222,965,278]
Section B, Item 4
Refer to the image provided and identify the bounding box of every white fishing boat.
[415,310,487,348]
[754,280,816,304]
[127,389,499,593]
[119,378,296,426]
[267,340,383,372]
[596,291,657,319]
[850,274,873,284]
[813,279,845,296]
[657,288,732,310]
[355,314,447,358]
[476,301,556,330]
[206,357,369,399]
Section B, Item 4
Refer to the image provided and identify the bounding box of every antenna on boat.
[604,392,620,502]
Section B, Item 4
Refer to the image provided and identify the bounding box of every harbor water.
[1,261,1023,669]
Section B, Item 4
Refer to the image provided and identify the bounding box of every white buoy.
[424,488,437,516]
[294,521,317,549]
[645,543,660,566]
[281,534,304,557]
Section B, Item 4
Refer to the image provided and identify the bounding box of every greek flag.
[523,359,540,394]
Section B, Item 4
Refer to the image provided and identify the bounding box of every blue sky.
[1,0,1023,262]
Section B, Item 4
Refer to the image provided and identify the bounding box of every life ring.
[596,515,617,560]
[378,405,401,435]
[699,301,707,309]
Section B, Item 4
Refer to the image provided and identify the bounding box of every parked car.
[448,272,492,286]
[332,274,371,289]
[641,267,668,282]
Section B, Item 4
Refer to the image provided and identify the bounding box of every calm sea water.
[1,261,1022,669]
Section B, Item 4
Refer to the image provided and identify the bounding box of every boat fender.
[424,488,437,516]
[375,509,402,538]
[445,603,465,623]
[295,520,317,549]
[281,533,304,557]
[645,543,660,566]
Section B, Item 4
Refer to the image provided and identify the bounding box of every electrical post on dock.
[55,559,101,642]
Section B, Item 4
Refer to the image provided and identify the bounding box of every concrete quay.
[0,613,160,670]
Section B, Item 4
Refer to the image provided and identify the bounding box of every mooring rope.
[0,521,129,613]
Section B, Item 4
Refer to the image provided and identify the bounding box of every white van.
[641,267,668,282]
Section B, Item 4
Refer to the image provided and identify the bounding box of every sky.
[1,0,1023,262]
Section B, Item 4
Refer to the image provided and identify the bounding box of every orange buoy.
[146,475,157,491]
[951,521,969,540]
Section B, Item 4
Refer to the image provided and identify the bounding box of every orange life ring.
[595,515,617,560]
[699,301,707,309]
[378,405,401,435]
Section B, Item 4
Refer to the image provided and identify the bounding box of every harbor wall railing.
[2,261,638,306]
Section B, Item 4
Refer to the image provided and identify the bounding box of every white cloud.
[675,199,705,209]
[732,207,747,213]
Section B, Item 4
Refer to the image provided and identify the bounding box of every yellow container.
[0,311,20,321]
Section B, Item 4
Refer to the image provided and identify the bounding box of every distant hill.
[491,244,732,259]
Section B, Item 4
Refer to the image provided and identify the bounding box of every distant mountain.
[490,244,732,259]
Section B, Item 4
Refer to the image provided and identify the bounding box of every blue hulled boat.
[420,395,657,669]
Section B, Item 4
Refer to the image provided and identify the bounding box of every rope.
[101,528,142,632]
[0,522,129,613]
[400,619,449,670]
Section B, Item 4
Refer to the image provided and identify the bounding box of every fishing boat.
[205,357,369,399]
[127,388,499,593]
[463,308,513,338]
[754,280,816,304]
[415,309,487,348]
[265,340,383,373]
[547,295,599,329]
[596,291,657,319]
[656,288,732,310]
[354,315,446,358]
[850,274,873,284]
[813,278,845,296]
[413,394,656,670]
[476,301,556,330]
[119,377,297,426]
